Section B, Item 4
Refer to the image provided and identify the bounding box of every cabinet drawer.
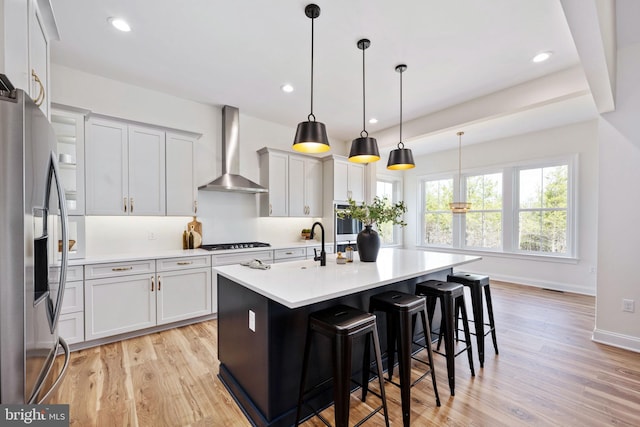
[274,247,306,260]
[306,246,334,257]
[59,280,83,314]
[58,312,84,345]
[49,265,83,283]
[211,250,273,266]
[85,259,155,280]
[157,255,211,272]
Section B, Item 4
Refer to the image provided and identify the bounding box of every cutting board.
[187,216,202,237]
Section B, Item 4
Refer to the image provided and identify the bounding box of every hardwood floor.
[50,282,640,426]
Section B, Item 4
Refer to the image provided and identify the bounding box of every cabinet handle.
[269,204,272,215]
[286,252,293,255]
[124,197,127,212]
[177,261,193,265]
[112,266,133,271]
[151,276,154,291]
[158,276,161,291]
[194,200,198,214]
[31,69,45,107]
[130,198,134,213]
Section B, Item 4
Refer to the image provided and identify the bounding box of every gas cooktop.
[201,242,271,251]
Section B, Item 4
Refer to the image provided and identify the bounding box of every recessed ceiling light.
[369,118,378,124]
[281,84,294,93]
[108,17,131,32]
[532,51,552,63]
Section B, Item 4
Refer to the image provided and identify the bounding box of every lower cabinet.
[52,265,85,345]
[84,255,212,341]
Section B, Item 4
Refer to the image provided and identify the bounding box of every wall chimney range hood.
[198,105,268,193]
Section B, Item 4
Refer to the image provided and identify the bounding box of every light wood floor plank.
[50,282,640,426]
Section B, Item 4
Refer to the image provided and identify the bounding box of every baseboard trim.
[592,328,640,353]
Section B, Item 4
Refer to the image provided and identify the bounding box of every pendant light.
[349,39,380,163]
[293,4,330,154]
[449,131,472,214]
[387,64,415,170]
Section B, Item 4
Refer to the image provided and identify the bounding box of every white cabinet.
[258,148,288,217]
[259,148,323,217]
[327,157,365,203]
[51,108,85,215]
[85,256,213,340]
[289,155,323,217]
[51,265,84,345]
[1,0,58,117]
[166,133,198,216]
[156,256,212,325]
[86,118,166,215]
[85,260,157,340]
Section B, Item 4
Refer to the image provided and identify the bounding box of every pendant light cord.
[399,68,403,147]
[458,131,463,199]
[361,44,367,137]
[308,16,315,122]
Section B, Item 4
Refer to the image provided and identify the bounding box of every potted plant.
[301,228,312,240]
[336,196,407,261]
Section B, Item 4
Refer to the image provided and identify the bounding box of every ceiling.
[49,0,604,156]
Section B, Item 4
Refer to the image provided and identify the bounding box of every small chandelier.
[387,64,415,170]
[450,131,471,214]
[349,39,380,163]
[292,4,330,154]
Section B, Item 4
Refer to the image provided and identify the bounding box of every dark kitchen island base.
[217,270,449,427]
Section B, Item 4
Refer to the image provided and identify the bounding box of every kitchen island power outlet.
[622,299,635,313]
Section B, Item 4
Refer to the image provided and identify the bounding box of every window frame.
[417,155,577,260]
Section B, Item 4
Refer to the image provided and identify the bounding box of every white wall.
[51,64,334,255]
[400,120,599,295]
[594,37,640,351]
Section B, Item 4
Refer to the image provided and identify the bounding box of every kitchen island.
[215,248,480,427]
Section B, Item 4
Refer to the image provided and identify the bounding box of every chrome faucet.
[310,222,326,266]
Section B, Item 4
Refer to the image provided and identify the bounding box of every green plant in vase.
[336,196,407,261]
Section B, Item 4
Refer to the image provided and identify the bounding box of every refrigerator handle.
[47,151,69,330]
[27,337,70,404]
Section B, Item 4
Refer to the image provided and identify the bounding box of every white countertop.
[69,241,329,266]
[214,248,481,308]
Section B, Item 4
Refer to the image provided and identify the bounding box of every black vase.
[357,225,380,262]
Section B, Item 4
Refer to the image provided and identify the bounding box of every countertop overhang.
[214,248,481,308]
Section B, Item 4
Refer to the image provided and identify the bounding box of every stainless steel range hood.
[198,105,268,193]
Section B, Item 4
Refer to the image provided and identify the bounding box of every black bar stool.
[295,304,389,427]
[447,272,499,367]
[363,291,440,427]
[415,280,475,396]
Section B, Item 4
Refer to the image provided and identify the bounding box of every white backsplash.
[84,192,325,256]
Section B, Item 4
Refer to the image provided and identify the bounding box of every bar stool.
[447,272,499,367]
[415,280,475,396]
[295,304,389,427]
[363,291,440,427]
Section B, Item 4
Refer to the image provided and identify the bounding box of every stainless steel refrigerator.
[0,79,71,404]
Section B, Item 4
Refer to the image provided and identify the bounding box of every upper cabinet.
[0,0,59,118]
[51,108,86,215]
[288,154,323,217]
[258,148,323,218]
[324,156,365,203]
[86,118,166,216]
[166,133,198,216]
[258,148,288,217]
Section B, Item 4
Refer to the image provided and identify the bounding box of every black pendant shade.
[387,146,415,170]
[387,64,415,170]
[293,120,330,153]
[349,39,380,163]
[293,4,330,154]
[349,136,380,163]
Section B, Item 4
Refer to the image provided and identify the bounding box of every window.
[422,178,453,246]
[465,173,502,249]
[419,158,574,258]
[517,165,568,254]
[376,178,402,246]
